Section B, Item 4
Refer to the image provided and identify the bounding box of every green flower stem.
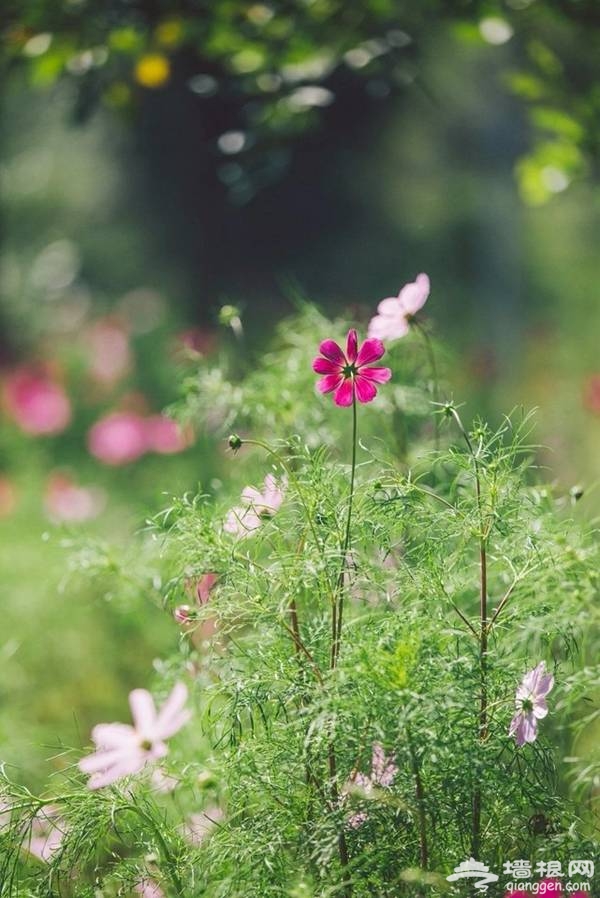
[414,321,440,448]
[123,803,185,897]
[331,392,357,670]
[449,408,488,859]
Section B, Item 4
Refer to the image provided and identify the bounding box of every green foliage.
[4,1,600,203]
[2,306,599,896]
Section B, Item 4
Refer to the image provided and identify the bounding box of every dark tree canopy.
[2,1,600,205]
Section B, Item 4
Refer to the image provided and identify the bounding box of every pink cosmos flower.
[343,741,398,828]
[583,374,600,414]
[150,767,179,793]
[44,472,106,523]
[224,474,286,538]
[173,328,217,358]
[509,662,554,747]
[134,879,165,898]
[312,329,391,407]
[84,319,132,386]
[197,572,218,604]
[145,415,190,455]
[367,273,430,342]
[27,806,66,862]
[79,683,190,789]
[182,806,225,845]
[3,367,71,435]
[87,411,148,465]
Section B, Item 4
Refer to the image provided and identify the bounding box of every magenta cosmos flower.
[368,273,430,342]
[3,367,71,435]
[79,683,190,789]
[312,329,391,407]
[509,662,554,747]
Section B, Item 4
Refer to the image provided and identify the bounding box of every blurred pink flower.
[583,374,600,414]
[150,767,179,793]
[44,472,105,523]
[224,474,286,538]
[3,367,71,435]
[182,806,225,845]
[79,683,190,789]
[312,329,391,407]
[134,879,165,898]
[509,662,554,747]
[197,572,218,604]
[368,273,430,342]
[174,328,217,357]
[145,415,190,455]
[344,742,397,828]
[87,411,147,465]
[85,319,132,386]
[0,476,17,518]
[28,806,66,862]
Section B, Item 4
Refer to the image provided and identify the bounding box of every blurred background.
[2,0,600,785]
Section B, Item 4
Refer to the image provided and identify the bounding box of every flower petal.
[129,689,157,735]
[79,747,131,775]
[87,752,147,789]
[360,366,392,384]
[334,379,354,407]
[346,329,358,363]
[317,373,343,394]
[318,340,345,364]
[241,485,263,505]
[91,723,136,750]
[398,273,430,315]
[156,683,191,740]
[312,356,341,376]
[368,313,409,342]
[376,297,400,315]
[354,375,377,404]
[356,338,385,367]
[197,572,218,605]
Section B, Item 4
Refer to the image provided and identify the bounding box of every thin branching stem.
[414,321,440,449]
[449,408,488,858]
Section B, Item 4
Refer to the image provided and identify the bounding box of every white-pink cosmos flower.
[223,474,286,538]
[84,319,132,386]
[79,683,190,789]
[134,879,166,898]
[27,806,66,862]
[344,741,398,828]
[44,472,106,523]
[182,806,225,845]
[509,662,554,747]
[368,274,430,342]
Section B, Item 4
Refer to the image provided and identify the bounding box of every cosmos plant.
[1,280,598,898]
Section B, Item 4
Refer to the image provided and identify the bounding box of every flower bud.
[228,434,242,451]
[174,604,192,624]
[218,304,241,327]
